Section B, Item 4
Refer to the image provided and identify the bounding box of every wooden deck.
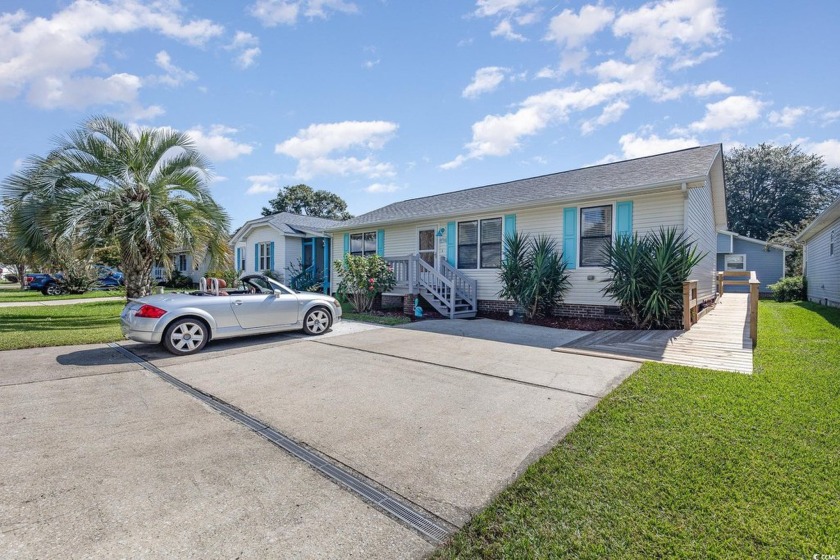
[554,293,754,374]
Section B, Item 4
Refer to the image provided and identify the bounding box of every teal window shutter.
[343,233,350,256]
[446,222,456,266]
[377,229,385,256]
[269,241,275,271]
[254,243,259,272]
[616,201,633,239]
[235,248,241,271]
[503,214,517,259]
[562,207,577,269]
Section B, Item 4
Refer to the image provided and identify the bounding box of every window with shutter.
[580,205,612,267]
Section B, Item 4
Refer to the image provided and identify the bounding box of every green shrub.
[165,270,193,289]
[602,227,705,329]
[205,268,240,290]
[334,254,396,312]
[768,276,805,302]
[498,231,571,319]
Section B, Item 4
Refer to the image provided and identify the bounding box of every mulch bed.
[478,311,635,331]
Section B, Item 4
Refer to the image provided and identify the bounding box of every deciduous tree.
[725,143,840,240]
[261,184,352,220]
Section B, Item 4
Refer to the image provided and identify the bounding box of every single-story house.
[326,144,727,319]
[230,212,341,291]
[152,251,212,285]
[797,195,840,307]
[716,230,791,295]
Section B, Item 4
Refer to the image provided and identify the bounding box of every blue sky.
[2,0,839,229]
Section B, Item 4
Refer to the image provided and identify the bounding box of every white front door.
[417,226,437,267]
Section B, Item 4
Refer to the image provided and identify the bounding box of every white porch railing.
[384,255,477,319]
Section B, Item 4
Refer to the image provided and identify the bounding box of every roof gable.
[330,144,722,230]
[231,212,342,244]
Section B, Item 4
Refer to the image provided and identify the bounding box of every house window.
[174,254,187,272]
[458,218,502,269]
[239,251,246,271]
[480,218,502,269]
[350,232,377,257]
[258,242,272,270]
[580,205,612,267]
[724,254,746,271]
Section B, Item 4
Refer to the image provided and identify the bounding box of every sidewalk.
[0,296,126,308]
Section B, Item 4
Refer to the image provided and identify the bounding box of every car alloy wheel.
[164,318,208,355]
[46,283,63,296]
[303,307,331,335]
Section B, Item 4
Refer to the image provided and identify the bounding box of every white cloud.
[364,182,400,193]
[151,51,197,87]
[618,132,699,159]
[249,0,357,26]
[186,125,254,161]
[687,95,766,132]
[275,120,398,179]
[545,5,614,48]
[246,173,282,195]
[612,0,725,63]
[768,106,808,128]
[581,100,630,135]
[0,1,222,112]
[693,80,732,97]
[803,139,840,167]
[363,58,380,69]
[491,20,526,41]
[474,0,536,18]
[462,66,509,99]
[227,31,261,68]
[820,109,840,125]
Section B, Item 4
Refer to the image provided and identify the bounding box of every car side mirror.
[273,289,284,297]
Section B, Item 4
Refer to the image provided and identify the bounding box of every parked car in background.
[25,273,66,295]
[94,266,124,290]
[120,274,342,355]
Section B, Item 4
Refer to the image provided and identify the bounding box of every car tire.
[302,307,332,336]
[162,318,209,355]
[43,283,63,296]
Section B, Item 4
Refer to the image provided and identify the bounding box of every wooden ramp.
[554,294,753,374]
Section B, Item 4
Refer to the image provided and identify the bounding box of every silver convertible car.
[120,274,342,355]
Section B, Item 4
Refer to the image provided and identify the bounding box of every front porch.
[384,255,478,319]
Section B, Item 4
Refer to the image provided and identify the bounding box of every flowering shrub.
[334,254,396,312]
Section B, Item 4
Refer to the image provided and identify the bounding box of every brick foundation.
[381,294,404,310]
[478,299,621,319]
[402,293,417,315]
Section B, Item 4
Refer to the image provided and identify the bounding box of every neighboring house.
[326,144,727,319]
[230,212,341,291]
[797,195,840,307]
[716,230,791,295]
[152,251,213,285]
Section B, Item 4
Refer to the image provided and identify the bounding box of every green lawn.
[0,287,126,303]
[435,301,840,559]
[0,301,125,350]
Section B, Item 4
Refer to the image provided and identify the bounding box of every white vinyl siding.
[804,219,840,307]
[685,181,717,299]
[240,225,285,276]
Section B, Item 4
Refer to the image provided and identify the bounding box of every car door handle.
[233,300,243,306]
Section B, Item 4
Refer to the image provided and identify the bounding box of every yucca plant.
[498,231,571,320]
[602,227,705,329]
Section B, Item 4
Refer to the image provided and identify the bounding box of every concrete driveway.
[1,318,639,558]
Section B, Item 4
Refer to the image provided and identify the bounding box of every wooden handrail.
[682,280,699,330]
[749,271,759,348]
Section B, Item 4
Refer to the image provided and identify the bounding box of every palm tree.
[2,116,230,298]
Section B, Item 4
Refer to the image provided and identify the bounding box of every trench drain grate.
[107,343,453,544]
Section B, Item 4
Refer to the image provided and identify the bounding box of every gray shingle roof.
[266,212,342,235]
[233,213,342,243]
[330,144,722,230]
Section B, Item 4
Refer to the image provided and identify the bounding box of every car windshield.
[243,276,293,295]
